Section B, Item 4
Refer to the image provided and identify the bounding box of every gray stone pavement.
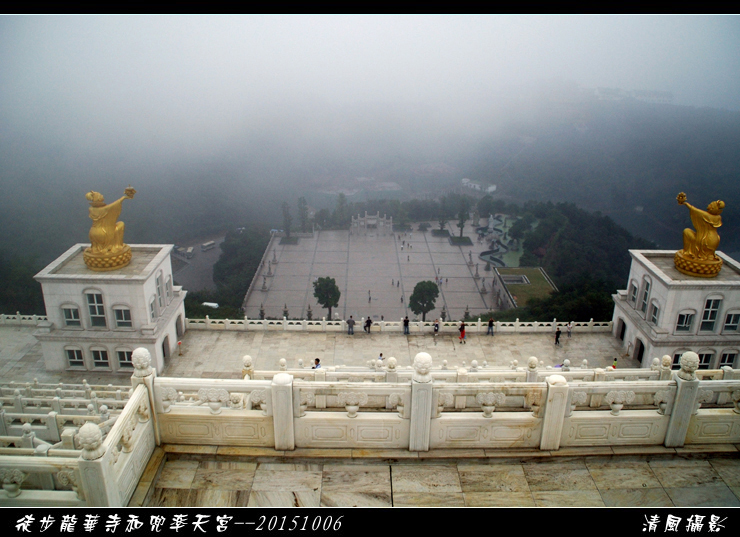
[245,221,508,323]
[163,329,633,379]
[0,325,634,384]
[136,446,740,507]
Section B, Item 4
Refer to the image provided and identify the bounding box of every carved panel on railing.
[694,390,714,415]
[337,392,368,418]
[604,391,636,415]
[198,389,230,415]
[0,468,27,498]
[56,469,84,500]
[475,392,506,418]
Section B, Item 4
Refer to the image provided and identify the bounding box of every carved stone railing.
[2,348,740,506]
[185,316,613,334]
[0,313,48,326]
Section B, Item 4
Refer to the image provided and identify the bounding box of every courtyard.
[243,221,510,323]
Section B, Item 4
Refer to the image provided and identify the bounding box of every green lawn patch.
[449,236,473,246]
[497,267,556,306]
[431,229,450,237]
[279,237,300,245]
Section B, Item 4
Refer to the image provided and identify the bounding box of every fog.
[1,16,739,261]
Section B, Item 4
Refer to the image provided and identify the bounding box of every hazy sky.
[1,15,739,163]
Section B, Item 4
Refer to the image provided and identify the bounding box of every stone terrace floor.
[0,325,636,384]
[133,445,740,507]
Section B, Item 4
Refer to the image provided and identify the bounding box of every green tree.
[438,218,448,231]
[297,197,309,232]
[281,201,292,238]
[334,193,349,227]
[457,200,469,237]
[408,281,439,321]
[313,277,341,318]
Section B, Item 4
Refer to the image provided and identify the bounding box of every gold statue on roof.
[674,192,724,277]
[83,186,137,271]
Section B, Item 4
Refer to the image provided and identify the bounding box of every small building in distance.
[612,250,740,370]
[33,244,186,375]
[492,267,558,310]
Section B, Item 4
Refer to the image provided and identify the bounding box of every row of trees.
[313,277,440,321]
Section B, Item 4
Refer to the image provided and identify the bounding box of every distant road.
[171,235,225,292]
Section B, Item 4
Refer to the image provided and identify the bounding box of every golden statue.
[83,186,137,271]
[674,192,724,277]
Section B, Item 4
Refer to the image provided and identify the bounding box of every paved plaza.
[134,446,740,507]
[244,222,505,323]
[0,324,633,384]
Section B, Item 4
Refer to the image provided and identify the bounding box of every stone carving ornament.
[337,392,368,418]
[78,421,105,460]
[132,348,153,378]
[654,390,671,415]
[476,392,506,418]
[604,390,635,415]
[198,388,230,415]
[57,470,82,499]
[677,352,700,381]
[0,468,27,498]
[570,391,588,411]
[732,390,740,414]
[413,352,433,383]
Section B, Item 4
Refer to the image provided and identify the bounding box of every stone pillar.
[409,352,434,452]
[271,373,295,450]
[242,355,254,379]
[130,348,160,446]
[666,352,700,448]
[540,375,569,451]
[526,357,539,382]
[77,422,121,506]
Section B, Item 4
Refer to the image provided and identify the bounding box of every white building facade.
[612,250,740,370]
[33,244,186,375]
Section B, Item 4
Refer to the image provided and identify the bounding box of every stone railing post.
[665,352,701,448]
[322,317,327,332]
[46,411,61,442]
[77,422,121,506]
[540,375,569,451]
[34,444,55,489]
[526,357,539,382]
[659,355,673,380]
[242,355,254,379]
[271,373,294,450]
[130,348,160,446]
[409,352,434,452]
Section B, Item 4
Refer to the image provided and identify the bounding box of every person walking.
[347,315,355,335]
[403,316,410,335]
[397,280,400,288]
[555,327,562,346]
[487,317,494,336]
[312,358,321,369]
[566,321,573,338]
[407,255,410,262]
[612,357,618,369]
[433,319,439,337]
[365,317,373,333]
[378,353,384,361]
[458,321,466,344]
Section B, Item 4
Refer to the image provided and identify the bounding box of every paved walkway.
[133,445,740,507]
[244,221,506,322]
[0,325,634,384]
[163,329,630,378]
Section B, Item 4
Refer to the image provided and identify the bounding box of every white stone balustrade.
[185,316,614,334]
[1,348,740,507]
